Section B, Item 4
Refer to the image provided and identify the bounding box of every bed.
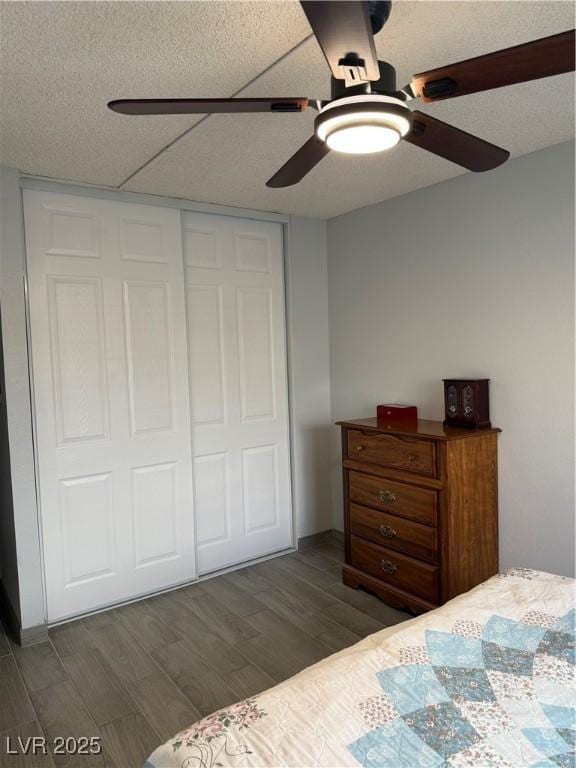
[145,568,575,768]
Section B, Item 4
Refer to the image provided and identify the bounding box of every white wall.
[327,141,575,577]
[287,216,332,538]
[0,166,46,630]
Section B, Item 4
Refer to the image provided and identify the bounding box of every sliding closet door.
[183,212,292,574]
[24,191,196,621]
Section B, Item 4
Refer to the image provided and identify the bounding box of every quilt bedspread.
[145,568,575,768]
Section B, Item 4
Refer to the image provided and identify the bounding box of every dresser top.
[336,417,501,441]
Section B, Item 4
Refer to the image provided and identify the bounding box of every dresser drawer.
[347,429,436,477]
[350,536,438,602]
[349,471,437,526]
[350,503,438,564]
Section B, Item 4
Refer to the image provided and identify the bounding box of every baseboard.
[20,623,49,646]
[332,529,344,544]
[0,579,48,647]
[297,529,343,551]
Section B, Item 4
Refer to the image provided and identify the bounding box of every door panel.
[242,444,279,533]
[237,287,275,421]
[123,281,174,433]
[132,462,178,567]
[194,452,231,546]
[187,285,226,425]
[183,227,220,269]
[24,191,196,621]
[59,472,115,585]
[119,216,168,263]
[46,206,100,258]
[47,276,109,443]
[183,212,292,574]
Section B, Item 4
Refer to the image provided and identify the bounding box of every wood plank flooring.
[0,541,408,766]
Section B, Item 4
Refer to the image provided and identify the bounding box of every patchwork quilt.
[145,569,575,768]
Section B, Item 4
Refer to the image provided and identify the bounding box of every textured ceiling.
[1,1,574,218]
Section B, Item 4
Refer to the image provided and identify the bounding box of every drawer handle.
[378,489,396,503]
[408,454,417,463]
[355,445,364,452]
[381,559,398,574]
[379,524,397,539]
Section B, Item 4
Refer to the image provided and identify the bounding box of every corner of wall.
[286,216,333,541]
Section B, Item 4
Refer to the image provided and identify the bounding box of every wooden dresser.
[337,418,500,614]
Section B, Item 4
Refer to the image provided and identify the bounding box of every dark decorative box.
[443,379,491,429]
[377,404,418,425]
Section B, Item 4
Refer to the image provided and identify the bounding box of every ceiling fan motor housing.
[368,0,392,34]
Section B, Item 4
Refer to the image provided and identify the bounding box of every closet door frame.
[20,176,297,626]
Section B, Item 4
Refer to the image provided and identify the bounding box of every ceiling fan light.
[325,123,401,154]
[315,95,412,156]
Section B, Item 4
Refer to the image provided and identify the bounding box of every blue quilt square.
[403,702,480,758]
[549,754,576,768]
[348,718,444,768]
[553,610,575,637]
[538,630,576,665]
[484,615,546,652]
[433,665,496,702]
[542,704,576,730]
[426,630,484,669]
[557,729,576,749]
[482,639,534,676]
[523,728,573,757]
[377,664,450,716]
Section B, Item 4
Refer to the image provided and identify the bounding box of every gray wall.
[287,217,332,539]
[327,141,575,577]
[0,166,45,630]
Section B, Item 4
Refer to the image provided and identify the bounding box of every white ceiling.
[1,1,574,218]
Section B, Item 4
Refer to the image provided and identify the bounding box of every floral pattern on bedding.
[145,569,575,768]
[168,699,266,768]
[349,609,575,767]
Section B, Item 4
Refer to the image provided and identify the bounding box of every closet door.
[24,191,196,621]
[183,212,292,574]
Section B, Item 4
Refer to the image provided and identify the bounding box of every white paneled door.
[183,212,292,574]
[24,191,196,621]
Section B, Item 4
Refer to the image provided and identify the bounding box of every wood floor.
[0,540,409,767]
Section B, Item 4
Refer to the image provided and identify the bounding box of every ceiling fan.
[108,1,575,188]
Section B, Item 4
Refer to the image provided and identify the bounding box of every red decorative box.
[377,404,418,423]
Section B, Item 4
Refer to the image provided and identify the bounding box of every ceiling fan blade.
[411,29,575,103]
[300,1,379,81]
[108,97,310,115]
[404,111,509,172]
[266,136,330,188]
